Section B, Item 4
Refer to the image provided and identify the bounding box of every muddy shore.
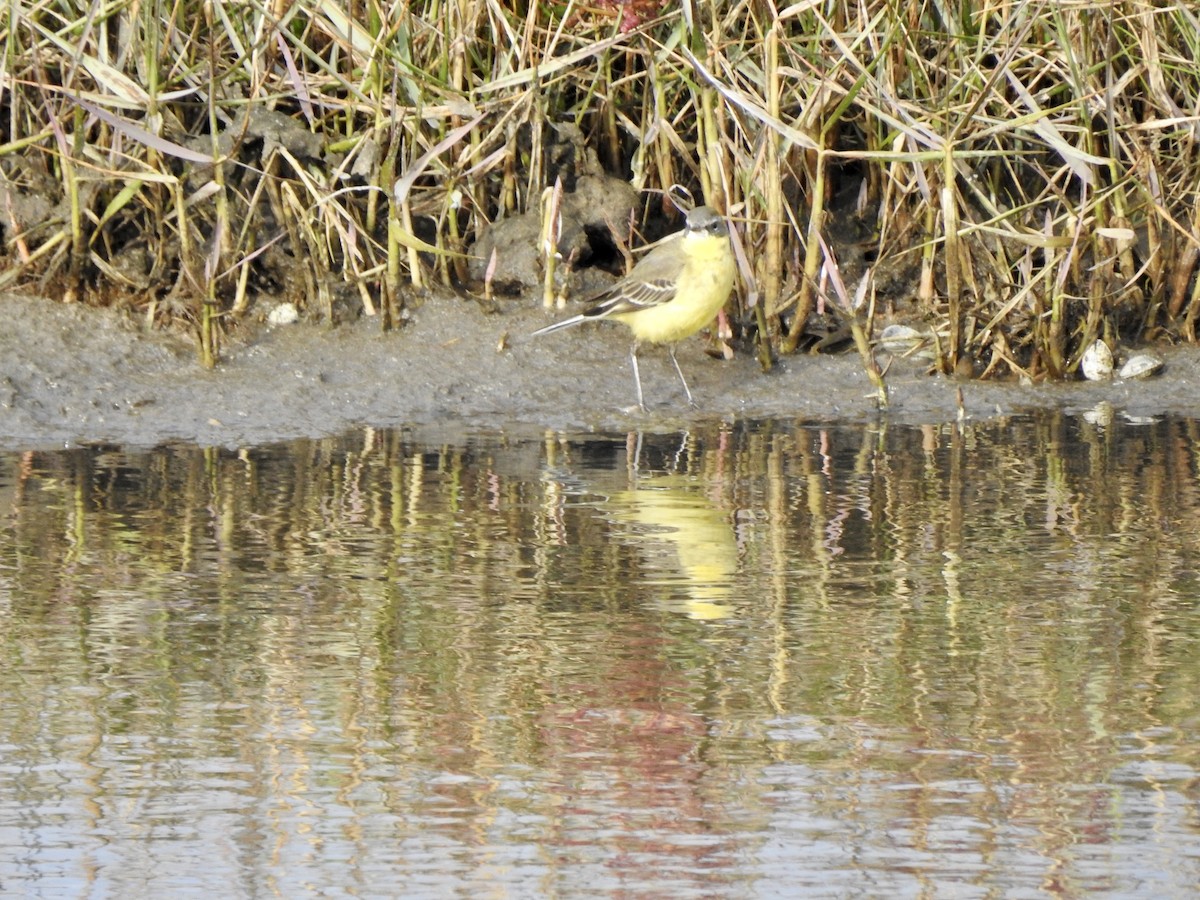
[2,292,1196,450]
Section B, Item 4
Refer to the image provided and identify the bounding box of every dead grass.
[1,0,1196,377]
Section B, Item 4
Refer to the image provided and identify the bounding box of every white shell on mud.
[268,302,300,326]
[1080,339,1114,381]
[1117,353,1164,380]
[878,324,931,357]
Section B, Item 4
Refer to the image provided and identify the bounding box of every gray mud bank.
[2,292,1197,450]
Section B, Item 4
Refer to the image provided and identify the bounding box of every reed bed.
[1,0,1196,377]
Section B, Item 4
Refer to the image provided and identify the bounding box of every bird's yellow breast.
[612,232,735,345]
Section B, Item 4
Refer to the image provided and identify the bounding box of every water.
[2,414,1199,897]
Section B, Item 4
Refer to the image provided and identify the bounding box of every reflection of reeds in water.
[6,415,1200,797]
[4,421,1200,900]
[604,477,739,621]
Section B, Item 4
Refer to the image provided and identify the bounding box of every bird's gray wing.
[581,237,686,318]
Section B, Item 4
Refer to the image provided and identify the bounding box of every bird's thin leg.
[668,344,696,407]
[630,342,647,412]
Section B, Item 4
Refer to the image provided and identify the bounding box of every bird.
[532,205,735,411]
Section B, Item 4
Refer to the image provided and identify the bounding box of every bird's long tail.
[531,314,588,336]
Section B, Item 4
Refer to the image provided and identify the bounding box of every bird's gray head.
[684,205,729,238]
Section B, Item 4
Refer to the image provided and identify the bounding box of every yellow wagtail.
[532,205,735,411]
